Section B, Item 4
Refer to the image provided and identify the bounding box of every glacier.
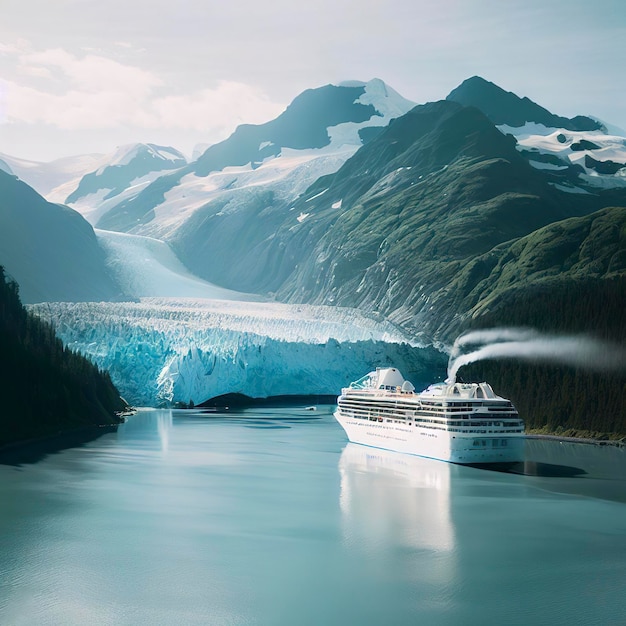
[25,190,447,407]
[29,298,447,407]
[96,229,261,300]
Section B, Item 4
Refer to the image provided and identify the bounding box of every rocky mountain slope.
[446,76,602,131]
[447,77,626,194]
[67,79,415,236]
[66,144,186,200]
[166,97,625,342]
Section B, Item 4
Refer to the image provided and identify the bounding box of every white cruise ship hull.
[334,411,525,464]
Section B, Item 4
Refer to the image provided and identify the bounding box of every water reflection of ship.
[339,443,454,553]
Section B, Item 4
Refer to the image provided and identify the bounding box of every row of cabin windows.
[346,412,521,426]
[342,402,516,413]
[343,410,522,430]
[448,428,524,435]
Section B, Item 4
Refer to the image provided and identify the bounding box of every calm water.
[1,407,625,626]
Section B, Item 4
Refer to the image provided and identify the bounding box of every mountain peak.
[192,80,415,176]
[335,80,367,88]
[66,142,187,206]
[104,143,187,170]
[447,76,602,132]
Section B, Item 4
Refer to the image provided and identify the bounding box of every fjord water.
[1,408,625,626]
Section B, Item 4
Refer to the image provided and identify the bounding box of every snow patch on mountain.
[72,169,177,226]
[63,143,187,208]
[140,149,353,240]
[29,298,443,405]
[497,122,558,138]
[72,80,415,239]
[304,187,328,202]
[0,151,107,198]
[356,78,416,120]
[321,79,415,149]
[99,143,186,171]
[70,188,115,224]
[498,122,626,188]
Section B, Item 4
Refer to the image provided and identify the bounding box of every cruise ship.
[334,367,525,464]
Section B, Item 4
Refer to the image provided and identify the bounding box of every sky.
[1,0,625,162]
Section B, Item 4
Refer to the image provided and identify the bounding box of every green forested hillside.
[167,99,625,347]
[449,208,626,436]
[269,103,620,341]
[463,361,626,437]
[0,267,127,447]
[443,206,626,337]
[459,275,626,437]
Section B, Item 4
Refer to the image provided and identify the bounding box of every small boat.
[334,367,525,464]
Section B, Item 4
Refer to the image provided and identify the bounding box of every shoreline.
[0,421,122,465]
[1,408,624,464]
[525,432,626,447]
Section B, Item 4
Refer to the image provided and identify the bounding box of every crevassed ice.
[29,297,443,406]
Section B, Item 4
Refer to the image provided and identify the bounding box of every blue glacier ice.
[29,297,446,406]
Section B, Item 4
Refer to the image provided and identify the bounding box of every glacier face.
[29,298,446,406]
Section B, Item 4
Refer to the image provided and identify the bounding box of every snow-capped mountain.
[447,76,626,192]
[86,79,415,235]
[0,151,107,199]
[191,79,413,174]
[60,75,625,332]
[169,92,624,343]
[63,143,187,224]
[30,298,446,405]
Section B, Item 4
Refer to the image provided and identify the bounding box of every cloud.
[152,82,285,132]
[20,47,161,95]
[1,41,284,137]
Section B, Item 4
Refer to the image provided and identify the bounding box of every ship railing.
[342,387,414,397]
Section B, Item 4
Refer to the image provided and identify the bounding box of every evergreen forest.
[461,277,626,437]
[0,266,127,448]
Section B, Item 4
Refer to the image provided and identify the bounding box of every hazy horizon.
[2,0,625,162]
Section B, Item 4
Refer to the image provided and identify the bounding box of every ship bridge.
[422,382,500,400]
